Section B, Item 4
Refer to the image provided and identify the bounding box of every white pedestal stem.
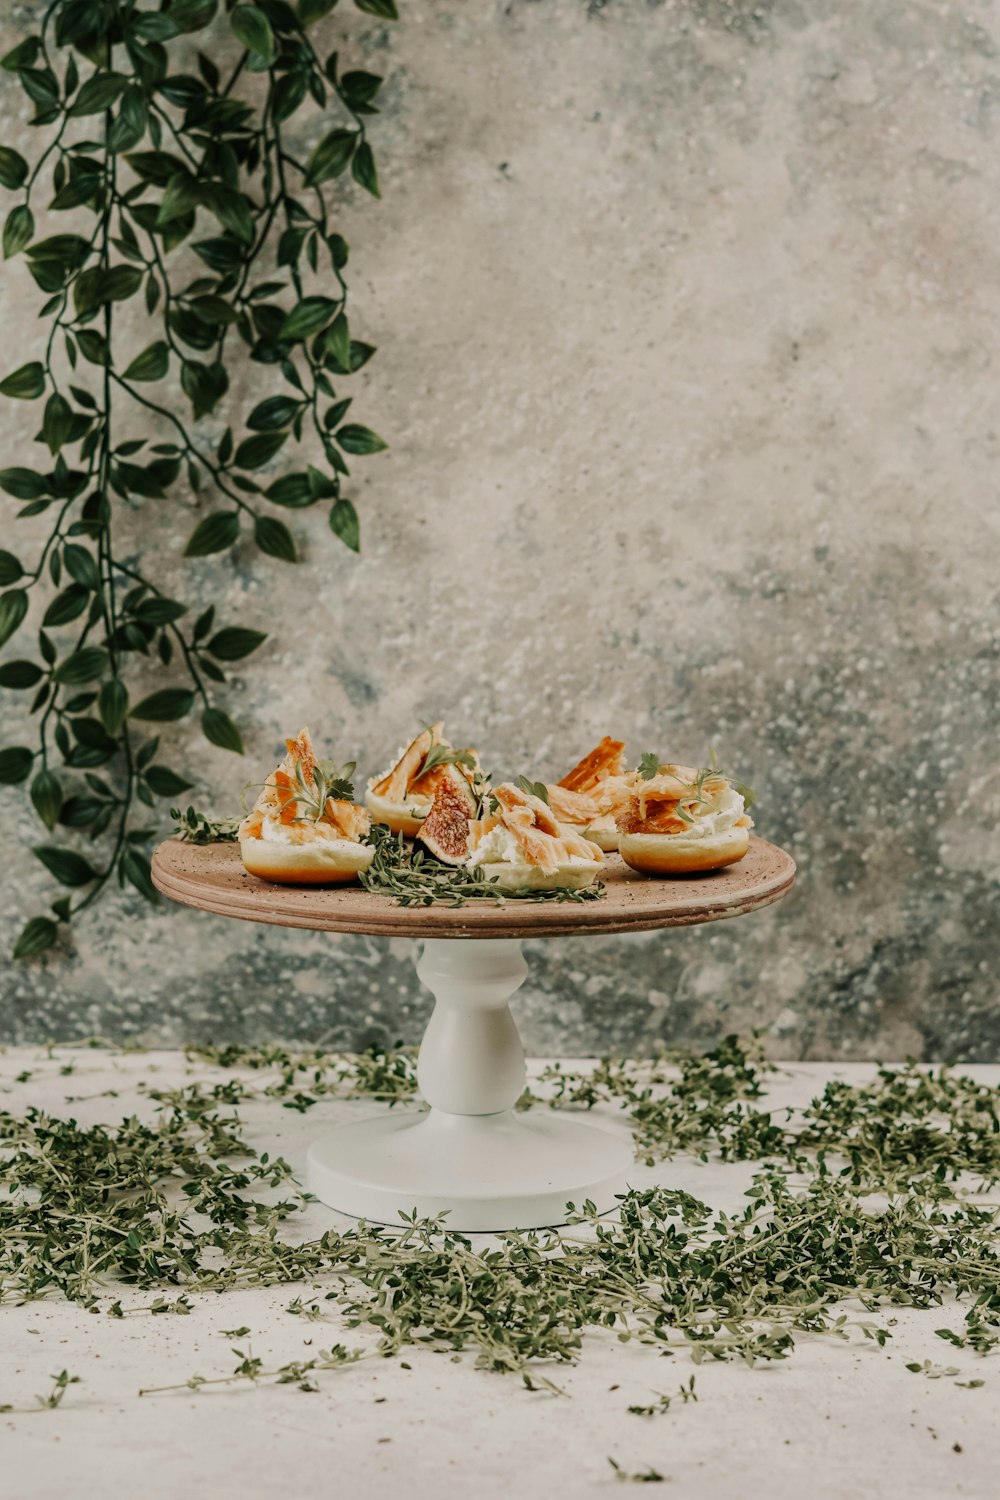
[416,938,528,1116]
[307,936,634,1231]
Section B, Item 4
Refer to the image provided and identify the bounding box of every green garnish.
[360,822,602,906]
[516,775,550,805]
[637,752,660,780]
[282,757,356,822]
[171,807,240,844]
[416,743,476,780]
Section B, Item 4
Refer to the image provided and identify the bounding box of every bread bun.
[365,784,430,839]
[474,860,601,893]
[240,837,374,885]
[583,826,620,853]
[618,826,750,876]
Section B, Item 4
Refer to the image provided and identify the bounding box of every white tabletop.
[2,1047,997,1500]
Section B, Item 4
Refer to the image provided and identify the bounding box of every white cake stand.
[152,837,795,1230]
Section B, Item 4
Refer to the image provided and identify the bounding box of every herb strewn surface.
[0,0,396,958]
[1,1038,997,1402]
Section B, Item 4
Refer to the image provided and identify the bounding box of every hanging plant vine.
[0,0,397,958]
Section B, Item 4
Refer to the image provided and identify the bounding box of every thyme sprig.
[171,804,240,844]
[359,821,605,905]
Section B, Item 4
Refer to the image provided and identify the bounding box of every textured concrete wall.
[0,1,997,1058]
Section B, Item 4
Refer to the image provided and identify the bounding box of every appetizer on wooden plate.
[366,722,477,838]
[615,760,753,875]
[238,728,374,884]
[546,736,631,852]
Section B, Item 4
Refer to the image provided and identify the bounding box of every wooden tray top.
[151,835,796,939]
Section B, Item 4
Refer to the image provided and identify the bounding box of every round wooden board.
[151,835,795,939]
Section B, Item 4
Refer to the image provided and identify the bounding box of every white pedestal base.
[307,1107,634,1231]
[306,936,635,1230]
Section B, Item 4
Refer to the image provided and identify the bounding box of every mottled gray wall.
[0,1,997,1058]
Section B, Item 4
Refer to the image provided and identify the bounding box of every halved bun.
[619,826,750,876]
[475,860,601,892]
[583,826,620,853]
[240,838,374,885]
[365,784,430,838]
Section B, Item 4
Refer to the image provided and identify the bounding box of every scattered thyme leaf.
[170,806,240,844]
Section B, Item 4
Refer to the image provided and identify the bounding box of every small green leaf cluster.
[0,0,395,955]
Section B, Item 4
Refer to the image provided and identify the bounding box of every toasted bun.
[365,784,430,839]
[618,826,750,876]
[239,838,374,885]
[583,827,620,853]
[474,860,601,893]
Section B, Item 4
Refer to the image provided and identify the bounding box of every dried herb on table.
[1,1038,998,1415]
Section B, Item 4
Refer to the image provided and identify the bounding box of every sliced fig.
[417,764,478,865]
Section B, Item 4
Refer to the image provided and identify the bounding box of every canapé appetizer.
[466,781,603,891]
[238,727,373,884]
[366,723,477,838]
[545,736,629,852]
[615,762,752,875]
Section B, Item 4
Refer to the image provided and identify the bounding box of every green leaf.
[304,129,357,186]
[354,0,399,16]
[247,396,300,431]
[125,150,188,186]
[135,597,188,626]
[3,204,34,259]
[299,0,338,24]
[324,314,351,371]
[166,0,221,34]
[351,141,380,198]
[0,746,34,784]
[144,765,194,797]
[0,467,47,498]
[120,846,158,902]
[207,626,267,660]
[13,916,58,960]
[202,706,243,754]
[31,770,64,830]
[0,146,29,190]
[0,588,28,646]
[54,647,109,684]
[230,5,276,63]
[181,359,228,419]
[73,264,143,315]
[329,498,360,552]
[68,71,127,117]
[336,423,387,455]
[184,510,240,557]
[340,71,383,107]
[123,341,169,382]
[62,544,99,589]
[0,362,45,400]
[41,393,73,454]
[43,585,90,627]
[0,659,43,689]
[98,678,129,735]
[266,472,314,508]
[279,297,338,341]
[130,688,196,722]
[0,549,23,584]
[254,514,297,562]
[156,170,198,226]
[33,845,97,887]
[234,431,288,471]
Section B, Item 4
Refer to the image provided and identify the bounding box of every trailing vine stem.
[0,0,398,958]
